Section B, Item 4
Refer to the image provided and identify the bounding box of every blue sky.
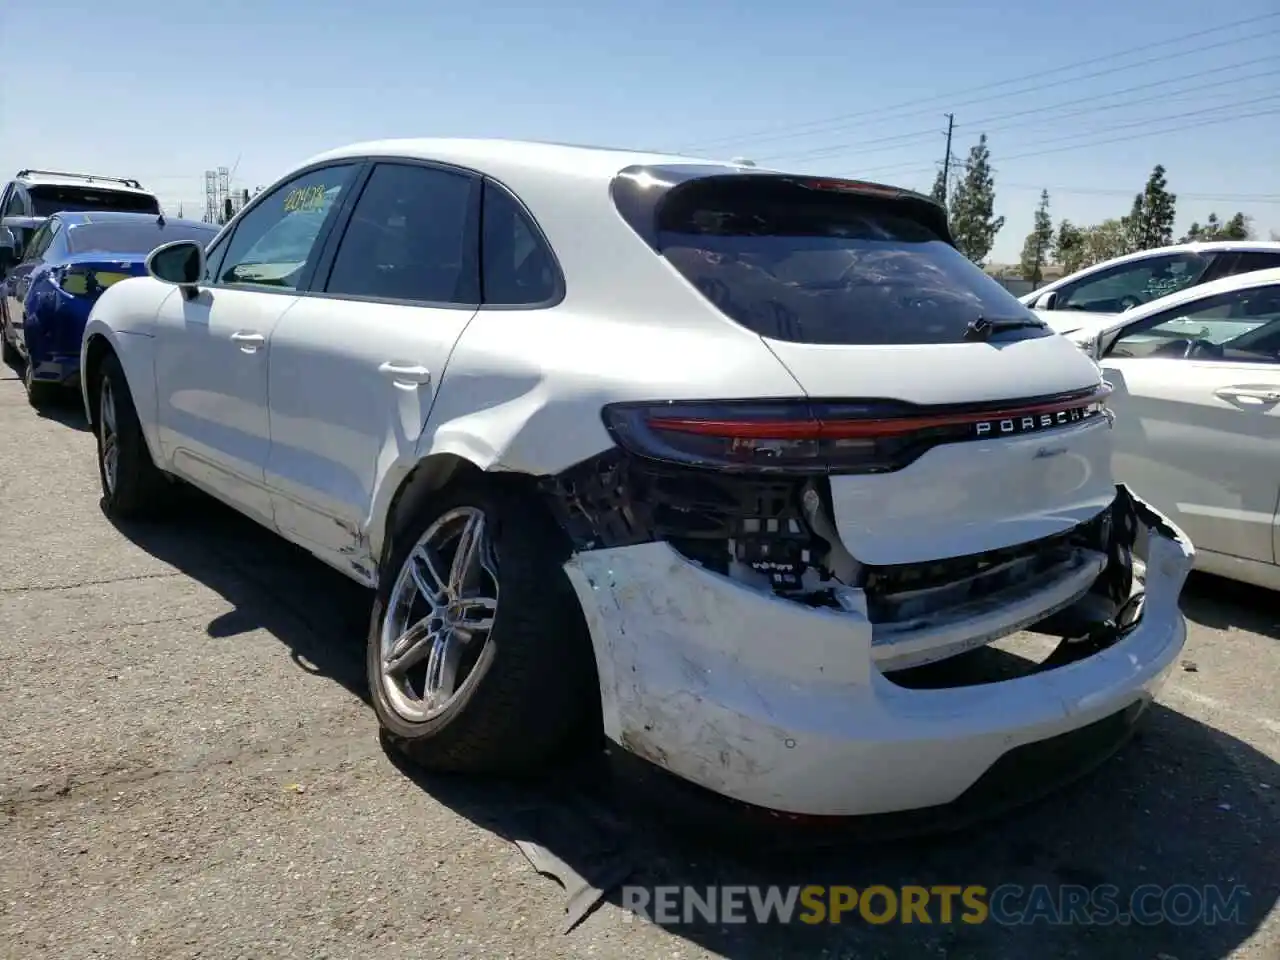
[3,0,1277,262]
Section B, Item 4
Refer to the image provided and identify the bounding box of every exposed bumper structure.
[563,485,1193,817]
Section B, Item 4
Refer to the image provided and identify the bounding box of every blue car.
[0,211,219,407]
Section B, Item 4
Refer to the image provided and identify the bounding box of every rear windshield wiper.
[964,315,1048,341]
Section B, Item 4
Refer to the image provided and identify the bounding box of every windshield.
[654,179,1047,346]
[67,221,218,255]
[30,185,160,217]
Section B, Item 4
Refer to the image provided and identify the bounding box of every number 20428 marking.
[283,184,329,214]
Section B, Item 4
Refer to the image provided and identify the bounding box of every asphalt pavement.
[0,362,1276,959]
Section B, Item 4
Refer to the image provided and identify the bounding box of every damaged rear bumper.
[563,485,1193,817]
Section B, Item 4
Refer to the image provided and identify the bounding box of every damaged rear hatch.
[644,171,1116,567]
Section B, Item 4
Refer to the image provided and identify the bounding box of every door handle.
[1214,386,1280,402]
[378,361,432,386]
[230,331,265,352]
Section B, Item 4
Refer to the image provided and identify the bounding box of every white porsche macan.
[80,139,1194,821]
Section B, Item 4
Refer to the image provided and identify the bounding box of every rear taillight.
[603,387,1111,476]
[54,266,133,296]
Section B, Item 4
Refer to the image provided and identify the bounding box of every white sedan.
[1077,267,1280,592]
[78,138,1192,822]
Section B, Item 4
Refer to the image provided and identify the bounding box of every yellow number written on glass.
[282,183,330,214]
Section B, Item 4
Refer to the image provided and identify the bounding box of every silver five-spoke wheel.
[99,375,119,495]
[379,506,499,723]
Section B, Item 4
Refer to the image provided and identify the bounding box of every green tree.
[929,168,947,206]
[1018,190,1053,283]
[1122,164,1177,252]
[948,134,1005,265]
[1053,220,1086,274]
[1183,212,1253,242]
[1080,219,1131,268]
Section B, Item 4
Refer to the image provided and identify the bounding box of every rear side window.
[67,221,219,255]
[1226,251,1280,275]
[651,178,1044,345]
[29,185,160,217]
[481,181,559,306]
[325,162,479,305]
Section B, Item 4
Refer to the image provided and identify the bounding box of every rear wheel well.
[82,334,114,426]
[380,455,561,567]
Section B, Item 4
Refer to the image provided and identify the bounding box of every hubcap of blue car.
[100,378,118,495]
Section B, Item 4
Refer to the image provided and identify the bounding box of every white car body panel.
[80,137,1198,817]
[763,335,1114,564]
[153,286,298,525]
[263,297,479,566]
[80,280,169,461]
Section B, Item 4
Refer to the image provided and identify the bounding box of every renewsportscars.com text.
[622,883,1250,927]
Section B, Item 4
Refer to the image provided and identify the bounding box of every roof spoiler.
[16,169,144,190]
[611,163,956,249]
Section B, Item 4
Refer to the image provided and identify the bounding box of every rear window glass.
[30,185,160,217]
[67,221,218,255]
[655,179,1046,346]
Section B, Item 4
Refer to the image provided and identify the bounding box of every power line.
[848,104,1280,180]
[1000,183,1280,204]
[674,12,1280,152]
[758,59,1280,164]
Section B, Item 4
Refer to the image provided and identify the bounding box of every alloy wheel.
[379,506,500,723]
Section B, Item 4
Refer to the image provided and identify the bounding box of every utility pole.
[940,113,955,203]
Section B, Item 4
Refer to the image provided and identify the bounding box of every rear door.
[1100,282,1280,565]
[264,160,483,562]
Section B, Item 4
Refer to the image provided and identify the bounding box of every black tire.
[1,326,17,367]
[369,481,599,776]
[95,352,171,519]
[23,360,61,409]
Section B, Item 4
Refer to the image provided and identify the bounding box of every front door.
[264,161,483,565]
[153,162,361,523]
[1101,283,1280,565]
[3,218,56,356]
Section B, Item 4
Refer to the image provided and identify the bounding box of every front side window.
[217,164,357,290]
[481,181,559,305]
[649,176,1043,345]
[1058,253,1209,313]
[325,162,478,304]
[1109,286,1280,363]
[3,188,24,217]
[22,221,55,262]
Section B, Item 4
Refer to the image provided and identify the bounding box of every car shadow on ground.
[109,492,1279,959]
[1182,570,1280,642]
[32,391,93,431]
[0,362,93,430]
[108,490,372,704]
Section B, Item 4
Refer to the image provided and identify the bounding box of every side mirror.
[1034,290,1058,310]
[147,240,206,290]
